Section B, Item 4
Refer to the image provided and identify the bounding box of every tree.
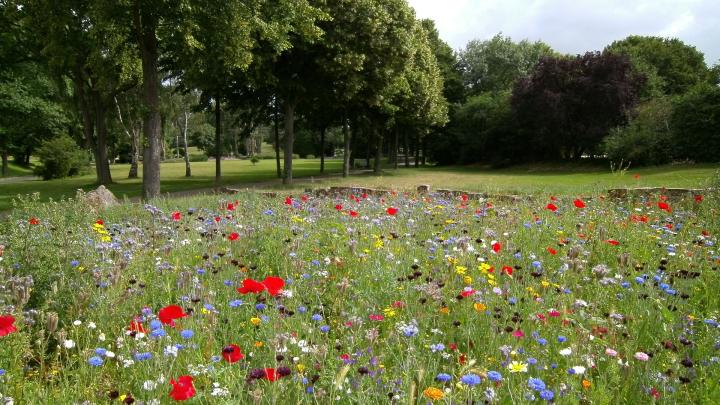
[512,52,645,161]
[605,36,710,96]
[420,19,464,104]
[459,33,554,95]
[671,84,720,162]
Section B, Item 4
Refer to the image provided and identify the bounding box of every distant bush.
[672,84,720,162]
[603,98,674,166]
[188,153,209,162]
[33,135,89,180]
[250,156,260,165]
[305,154,315,159]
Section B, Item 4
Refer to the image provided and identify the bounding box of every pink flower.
[634,352,649,361]
[605,348,618,357]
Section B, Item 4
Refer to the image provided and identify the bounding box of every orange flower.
[582,379,591,389]
[423,387,444,401]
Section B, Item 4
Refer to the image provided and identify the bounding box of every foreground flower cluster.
[0,190,719,403]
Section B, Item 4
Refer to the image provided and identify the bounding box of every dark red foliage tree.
[512,52,645,161]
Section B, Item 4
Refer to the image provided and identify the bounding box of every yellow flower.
[473,302,487,312]
[250,317,261,326]
[383,307,396,317]
[423,387,444,401]
[455,266,467,275]
[374,239,384,249]
[254,341,263,347]
[445,219,455,224]
[297,364,306,372]
[463,275,473,285]
[479,263,492,274]
[439,307,450,315]
[541,280,550,288]
[508,361,528,373]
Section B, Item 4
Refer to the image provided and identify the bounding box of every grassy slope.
[0,159,342,211]
[1,160,718,211]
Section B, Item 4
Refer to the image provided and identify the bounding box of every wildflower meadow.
[1,189,719,404]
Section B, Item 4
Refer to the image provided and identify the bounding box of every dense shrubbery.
[671,84,720,162]
[603,98,674,166]
[32,135,89,180]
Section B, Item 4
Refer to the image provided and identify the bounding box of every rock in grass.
[78,185,118,210]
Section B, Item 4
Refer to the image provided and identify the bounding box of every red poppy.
[491,242,501,253]
[214,216,222,222]
[695,195,704,203]
[261,276,285,297]
[573,199,586,209]
[301,195,309,202]
[369,314,384,321]
[460,289,475,297]
[29,217,39,225]
[237,279,267,295]
[546,203,558,212]
[361,193,368,199]
[0,315,17,337]
[264,368,279,381]
[606,239,620,246]
[548,310,561,317]
[169,375,196,401]
[158,305,188,326]
[171,211,181,221]
[228,232,239,241]
[221,344,244,363]
[502,266,513,276]
[227,203,235,211]
[284,197,293,205]
[658,201,671,212]
[461,194,469,202]
[96,219,104,225]
[335,204,343,211]
[128,320,147,334]
[386,207,398,216]
[547,247,557,255]
[348,210,358,217]
[512,329,525,338]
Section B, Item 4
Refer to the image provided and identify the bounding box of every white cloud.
[408,0,720,64]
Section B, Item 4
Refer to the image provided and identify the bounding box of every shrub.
[250,156,260,165]
[188,153,208,162]
[603,98,674,166]
[33,135,89,180]
[671,84,720,162]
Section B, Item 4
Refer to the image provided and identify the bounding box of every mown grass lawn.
[0,159,342,211]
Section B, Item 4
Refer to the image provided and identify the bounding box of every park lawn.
[0,159,341,211]
[2,161,35,177]
[306,163,720,195]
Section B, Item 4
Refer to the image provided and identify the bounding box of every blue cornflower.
[298,306,307,313]
[150,328,166,338]
[255,303,267,311]
[210,355,221,362]
[621,281,630,288]
[311,314,323,321]
[95,348,107,357]
[264,209,273,215]
[557,335,567,343]
[635,276,645,284]
[460,374,482,386]
[180,330,194,339]
[319,325,330,333]
[527,357,538,365]
[204,303,215,311]
[134,352,153,361]
[150,319,163,330]
[70,260,80,267]
[430,343,445,352]
[0,369,5,376]
[487,371,502,382]
[436,373,452,382]
[508,297,517,305]
[536,338,548,346]
[528,378,546,391]
[88,356,104,367]
[540,389,554,401]
[196,268,206,275]
[229,299,243,308]
[532,261,542,269]
[223,280,233,286]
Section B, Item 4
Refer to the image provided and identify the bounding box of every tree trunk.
[183,111,191,177]
[1,151,8,177]
[92,92,113,185]
[136,6,161,200]
[365,130,370,169]
[214,95,222,185]
[320,126,325,173]
[404,131,410,167]
[274,99,281,178]
[342,117,351,178]
[414,133,420,168]
[393,128,399,170]
[421,135,427,166]
[129,130,139,178]
[282,99,297,184]
[75,76,97,176]
[374,128,382,174]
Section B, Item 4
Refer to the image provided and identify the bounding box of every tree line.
[2,1,719,198]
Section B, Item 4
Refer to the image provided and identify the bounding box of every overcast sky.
[408,0,719,64]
